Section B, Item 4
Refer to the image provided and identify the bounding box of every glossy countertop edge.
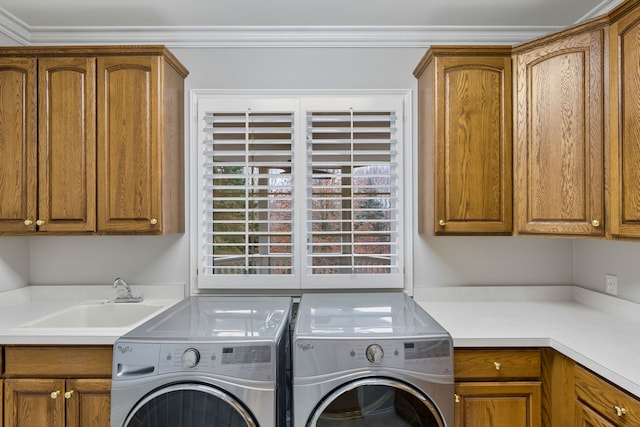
[415,285,640,398]
[0,284,186,345]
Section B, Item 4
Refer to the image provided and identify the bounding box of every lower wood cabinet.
[4,378,110,427]
[575,364,640,426]
[454,349,542,427]
[455,381,541,427]
[2,346,112,427]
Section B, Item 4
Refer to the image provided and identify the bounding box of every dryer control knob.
[366,344,384,364]
[182,348,201,368]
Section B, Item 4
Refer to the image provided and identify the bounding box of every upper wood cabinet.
[414,47,513,235]
[513,22,606,237]
[97,54,186,234]
[0,58,37,233]
[0,46,188,235]
[608,1,640,239]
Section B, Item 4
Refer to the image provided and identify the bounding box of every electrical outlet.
[605,274,618,296]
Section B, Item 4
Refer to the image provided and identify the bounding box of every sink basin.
[16,301,168,329]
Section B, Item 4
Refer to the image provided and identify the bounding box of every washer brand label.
[297,342,314,351]
[117,345,133,354]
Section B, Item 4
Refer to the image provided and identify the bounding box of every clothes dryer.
[293,292,453,427]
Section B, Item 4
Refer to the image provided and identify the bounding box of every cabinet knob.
[454,393,460,403]
[24,219,33,226]
[50,390,61,399]
[591,220,600,227]
[439,219,446,226]
[150,218,158,225]
[64,390,74,399]
[36,219,45,226]
[615,405,627,417]
[494,361,502,371]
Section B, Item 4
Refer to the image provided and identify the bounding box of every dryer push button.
[366,344,384,364]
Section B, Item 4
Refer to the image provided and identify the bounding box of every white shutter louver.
[306,109,399,275]
[201,111,294,276]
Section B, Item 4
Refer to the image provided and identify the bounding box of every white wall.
[0,238,29,291]
[573,239,640,304]
[3,46,577,292]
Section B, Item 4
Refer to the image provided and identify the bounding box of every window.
[193,91,410,290]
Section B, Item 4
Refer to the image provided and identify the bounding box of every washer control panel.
[113,341,275,382]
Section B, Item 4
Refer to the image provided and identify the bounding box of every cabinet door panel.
[575,401,616,427]
[415,48,512,235]
[97,56,160,233]
[514,28,604,236]
[0,58,37,233]
[4,378,66,427]
[610,11,640,237]
[455,382,541,427]
[437,59,512,231]
[66,379,111,427]
[38,57,96,232]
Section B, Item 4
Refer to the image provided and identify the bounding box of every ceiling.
[0,0,616,27]
[0,0,622,47]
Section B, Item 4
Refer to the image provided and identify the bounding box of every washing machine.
[110,296,292,427]
[293,292,454,427]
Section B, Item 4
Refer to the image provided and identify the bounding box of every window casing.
[193,91,410,290]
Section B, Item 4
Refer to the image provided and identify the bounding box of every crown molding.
[1,24,560,48]
[0,8,30,45]
[576,0,625,23]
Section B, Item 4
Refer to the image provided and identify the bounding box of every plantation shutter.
[305,108,400,281]
[200,110,295,286]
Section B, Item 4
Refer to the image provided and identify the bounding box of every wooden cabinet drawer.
[4,346,112,377]
[455,349,540,380]
[575,365,640,426]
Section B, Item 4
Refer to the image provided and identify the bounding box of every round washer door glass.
[124,383,257,427]
[310,380,444,427]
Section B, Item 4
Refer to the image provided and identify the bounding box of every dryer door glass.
[311,382,444,427]
[124,383,256,427]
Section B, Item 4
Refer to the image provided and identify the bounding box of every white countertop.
[414,285,640,398]
[0,284,185,345]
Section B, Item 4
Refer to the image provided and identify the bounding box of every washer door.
[123,383,257,427]
[309,378,445,427]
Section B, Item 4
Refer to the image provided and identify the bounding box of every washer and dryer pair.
[110,293,454,427]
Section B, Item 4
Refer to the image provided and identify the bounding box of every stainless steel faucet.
[113,277,143,303]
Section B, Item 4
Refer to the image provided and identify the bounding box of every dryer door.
[308,378,445,427]
[123,383,257,427]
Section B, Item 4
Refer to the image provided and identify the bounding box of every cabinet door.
[609,9,640,238]
[65,379,111,427]
[97,56,161,233]
[416,50,512,235]
[455,381,541,427]
[0,58,37,233]
[575,401,617,427]
[514,28,604,236]
[38,57,97,233]
[4,378,66,427]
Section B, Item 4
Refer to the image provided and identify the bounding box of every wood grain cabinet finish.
[97,54,186,234]
[0,58,37,233]
[0,56,96,234]
[3,346,112,427]
[575,365,640,426]
[608,1,640,238]
[0,46,187,235]
[414,47,513,235]
[454,349,541,427]
[513,23,606,237]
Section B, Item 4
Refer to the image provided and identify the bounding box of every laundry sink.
[16,300,169,329]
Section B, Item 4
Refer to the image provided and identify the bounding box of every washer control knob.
[181,348,201,368]
[366,344,384,364]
